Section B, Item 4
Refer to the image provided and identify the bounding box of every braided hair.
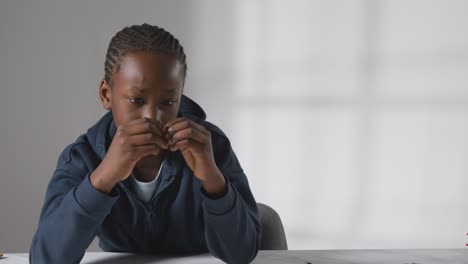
[104,24,187,86]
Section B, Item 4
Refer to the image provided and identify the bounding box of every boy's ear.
[99,79,112,110]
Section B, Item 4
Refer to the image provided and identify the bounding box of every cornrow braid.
[104,23,187,85]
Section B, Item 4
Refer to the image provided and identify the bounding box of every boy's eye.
[161,99,177,106]
[129,97,144,104]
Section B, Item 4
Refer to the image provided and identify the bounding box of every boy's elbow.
[219,236,260,264]
[235,222,262,263]
[224,247,259,264]
[246,236,261,264]
[29,236,50,264]
[29,234,81,264]
[29,233,45,264]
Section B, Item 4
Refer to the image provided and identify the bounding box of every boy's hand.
[90,117,168,193]
[165,117,226,197]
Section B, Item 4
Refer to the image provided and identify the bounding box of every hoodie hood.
[86,95,207,160]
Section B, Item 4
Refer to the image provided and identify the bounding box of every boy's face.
[99,51,184,128]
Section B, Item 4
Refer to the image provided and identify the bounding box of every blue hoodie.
[29,95,261,264]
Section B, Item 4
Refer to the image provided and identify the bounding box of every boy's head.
[99,24,186,127]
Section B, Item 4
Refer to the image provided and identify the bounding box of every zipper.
[148,175,176,240]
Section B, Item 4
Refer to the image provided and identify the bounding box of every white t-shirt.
[130,161,165,203]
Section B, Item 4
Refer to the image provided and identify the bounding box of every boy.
[29,24,261,264]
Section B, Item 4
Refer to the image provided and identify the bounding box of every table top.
[1,249,468,263]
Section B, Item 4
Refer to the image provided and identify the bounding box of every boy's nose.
[142,107,162,124]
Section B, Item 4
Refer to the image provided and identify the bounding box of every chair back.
[257,203,288,250]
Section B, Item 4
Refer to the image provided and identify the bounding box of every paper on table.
[0,253,29,264]
[81,252,226,264]
[1,253,226,264]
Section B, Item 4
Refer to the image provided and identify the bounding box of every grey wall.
[2,0,468,254]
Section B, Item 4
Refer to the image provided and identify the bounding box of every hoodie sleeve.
[199,124,262,264]
[29,142,119,264]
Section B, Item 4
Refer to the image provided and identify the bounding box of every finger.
[123,118,164,136]
[169,127,207,146]
[170,138,200,152]
[165,118,207,139]
[165,117,205,132]
[128,132,169,149]
[164,117,187,128]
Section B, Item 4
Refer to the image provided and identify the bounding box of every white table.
[1,249,468,263]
